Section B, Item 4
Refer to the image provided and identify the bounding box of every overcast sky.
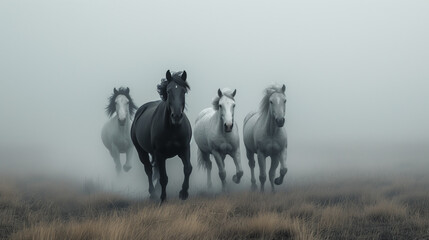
[0,0,428,191]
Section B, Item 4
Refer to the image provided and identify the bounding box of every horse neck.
[212,110,224,134]
[260,110,279,136]
[160,101,173,128]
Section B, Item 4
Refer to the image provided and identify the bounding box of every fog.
[1,0,428,196]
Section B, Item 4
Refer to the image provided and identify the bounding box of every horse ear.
[282,84,286,93]
[181,71,187,81]
[113,88,118,94]
[232,89,237,97]
[126,87,130,94]
[166,70,172,81]
[218,88,222,98]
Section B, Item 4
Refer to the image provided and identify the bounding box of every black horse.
[131,70,192,203]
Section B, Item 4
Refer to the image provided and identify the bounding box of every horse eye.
[270,101,273,104]
[219,105,222,108]
[284,100,286,103]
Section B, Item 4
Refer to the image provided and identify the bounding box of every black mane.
[105,87,138,117]
[157,71,190,101]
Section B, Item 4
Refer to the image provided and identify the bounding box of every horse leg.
[123,147,134,172]
[269,156,280,193]
[198,149,212,188]
[231,150,243,184]
[275,150,288,185]
[212,151,226,192]
[247,149,257,191]
[152,160,161,193]
[179,146,192,200]
[109,145,121,174]
[136,149,155,198]
[157,156,168,203]
[257,151,267,193]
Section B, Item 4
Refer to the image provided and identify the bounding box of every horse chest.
[164,139,183,149]
[259,139,283,155]
[158,135,187,153]
[211,136,234,153]
[114,137,130,151]
[218,142,233,153]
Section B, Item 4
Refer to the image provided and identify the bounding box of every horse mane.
[105,87,138,117]
[157,71,190,101]
[212,88,235,110]
[259,84,285,113]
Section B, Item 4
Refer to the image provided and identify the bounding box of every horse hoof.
[179,190,189,200]
[149,194,157,201]
[232,171,243,184]
[251,183,257,191]
[159,199,166,206]
[232,175,240,184]
[274,177,283,185]
[123,165,131,172]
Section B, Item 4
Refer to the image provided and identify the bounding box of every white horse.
[243,84,287,192]
[194,88,243,191]
[101,87,137,174]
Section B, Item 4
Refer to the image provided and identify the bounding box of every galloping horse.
[101,87,138,174]
[194,88,243,191]
[131,70,192,203]
[243,84,288,192]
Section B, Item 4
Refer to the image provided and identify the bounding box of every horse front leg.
[179,146,192,200]
[156,155,168,204]
[231,150,243,184]
[269,155,280,193]
[246,149,257,191]
[257,151,267,193]
[109,145,121,174]
[212,151,226,192]
[275,149,288,185]
[123,147,135,172]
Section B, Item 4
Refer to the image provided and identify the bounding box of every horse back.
[131,100,161,153]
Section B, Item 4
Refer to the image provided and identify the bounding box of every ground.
[1,174,429,240]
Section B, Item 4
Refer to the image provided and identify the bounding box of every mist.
[1,0,428,196]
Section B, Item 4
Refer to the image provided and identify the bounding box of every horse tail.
[197,148,210,170]
[244,111,257,127]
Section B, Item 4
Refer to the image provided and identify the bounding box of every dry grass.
[1,175,429,240]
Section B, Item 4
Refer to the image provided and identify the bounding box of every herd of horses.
[101,70,288,203]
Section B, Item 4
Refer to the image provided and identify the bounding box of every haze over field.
[0,0,428,196]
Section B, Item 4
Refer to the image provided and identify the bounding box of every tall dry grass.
[1,174,429,240]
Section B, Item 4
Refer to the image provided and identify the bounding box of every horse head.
[165,70,189,126]
[106,87,137,126]
[268,84,286,127]
[216,88,237,132]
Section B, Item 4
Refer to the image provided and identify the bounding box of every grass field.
[1,173,429,240]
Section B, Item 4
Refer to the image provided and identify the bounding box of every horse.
[194,88,243,191]
[131,70,192,203]
[243,84,288,192]
[101,87,138,174]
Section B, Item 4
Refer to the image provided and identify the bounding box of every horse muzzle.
[276,118,285,127]
[118,119,126,126]
[224,123,233,132]
[171,113,183,126]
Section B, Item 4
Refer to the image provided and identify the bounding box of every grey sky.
[0,1,428,190]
